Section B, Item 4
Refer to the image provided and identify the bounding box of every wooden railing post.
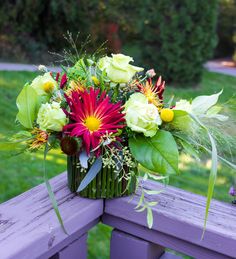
[110,229,164,259]
[50,233,87,259]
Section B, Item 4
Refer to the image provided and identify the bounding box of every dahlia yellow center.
[160,108,174,122]
[43,81,54,93]
[84,116,101,131]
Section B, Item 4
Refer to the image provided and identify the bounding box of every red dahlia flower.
[63,88,125,156]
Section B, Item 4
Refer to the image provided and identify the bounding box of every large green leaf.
[16,83,39,129]
[129,130,179,175]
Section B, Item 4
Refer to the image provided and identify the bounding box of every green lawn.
[0,70,235,258]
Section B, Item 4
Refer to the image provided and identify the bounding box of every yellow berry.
[160,108,174,122]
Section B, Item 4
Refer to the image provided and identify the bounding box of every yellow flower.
[91,76,100,86]
[31,72,57,96]
[43,81,55,93]
[160,109,174,122]
[65,80,85,96]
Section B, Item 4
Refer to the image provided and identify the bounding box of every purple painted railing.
[0,172,235,259]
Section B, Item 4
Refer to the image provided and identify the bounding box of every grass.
[0,70,235,258]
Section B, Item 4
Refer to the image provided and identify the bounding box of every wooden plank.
[51,233,87,259]
[0,172,103,259]
[110,229,164,259]
[160,252,183,259]
[103,179,236,258]
[103,214,229,259]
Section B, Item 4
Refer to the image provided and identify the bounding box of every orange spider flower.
[63,88,125,156]
[137,77,165,107]
[65,80,85,96]
[29,128,48,150]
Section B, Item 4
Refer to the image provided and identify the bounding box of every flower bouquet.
[7,46,236,231]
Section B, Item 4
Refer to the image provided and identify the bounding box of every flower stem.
[102,166,107,197]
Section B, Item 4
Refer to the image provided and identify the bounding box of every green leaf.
[147,201,158,206]
[129,130,179,175]
[77,157,103,192]
[44,144,67,234]
[147,207,153,229]
[79,151,90,168]
[16,83,39,129]
[144,189,163,195]
[135,191,144,209]
[191,90,223,115]
[136,206,146,212]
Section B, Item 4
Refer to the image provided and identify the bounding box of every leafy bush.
[0,0,218,86]
[130,0,218,85]
[215,0,236,58]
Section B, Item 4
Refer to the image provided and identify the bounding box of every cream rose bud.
[38,65,48,72]
[31,72,58,96]
[146,69,156,78]
[124,93,162,137]
[37,102,68,132]
[98,54,143,83]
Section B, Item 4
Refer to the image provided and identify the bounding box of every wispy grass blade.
[190,114,218,239]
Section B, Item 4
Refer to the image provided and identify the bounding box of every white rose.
[98,54,143,83]
[37,102,67,131]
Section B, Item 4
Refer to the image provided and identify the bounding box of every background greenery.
[0,0,219,85]
[216,0,236,59]
[0,70,235,258]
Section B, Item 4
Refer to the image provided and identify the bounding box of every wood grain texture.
[103,179,236,258]
[0,172,103,259]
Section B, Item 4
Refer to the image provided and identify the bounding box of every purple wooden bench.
[0,172,235,259]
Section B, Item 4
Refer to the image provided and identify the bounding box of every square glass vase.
[67,155,137,199]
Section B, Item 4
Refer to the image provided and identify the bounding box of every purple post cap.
[229,186,236,196]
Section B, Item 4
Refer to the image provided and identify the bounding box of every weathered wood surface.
[0,172,103,259]
[103,179,236,259]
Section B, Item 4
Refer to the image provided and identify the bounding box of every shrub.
[0,0,218,86]
[215,0,236,58]
[131,0,218,85]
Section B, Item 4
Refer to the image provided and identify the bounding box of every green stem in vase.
[96,170,101,198]
[114,175,118,197]
[111,170,115,197]
[102,166,107,197]
[92,177,96,198]
[106,167,111,198]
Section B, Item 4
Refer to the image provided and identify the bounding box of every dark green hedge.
[215,0,236,59]
[0,0,218,86]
